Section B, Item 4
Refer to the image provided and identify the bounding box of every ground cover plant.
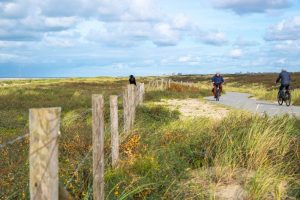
[0,76,299,199]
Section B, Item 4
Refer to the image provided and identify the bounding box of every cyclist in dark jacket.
[276,69,291,91]
[211,72,224,97]
[129,75,136,85]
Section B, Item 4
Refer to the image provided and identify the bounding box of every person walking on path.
[129,75,136,86]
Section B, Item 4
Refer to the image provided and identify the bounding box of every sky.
[0,0,299,77]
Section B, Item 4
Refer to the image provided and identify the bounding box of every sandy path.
[205,92,300,117]
[154,98,229,120]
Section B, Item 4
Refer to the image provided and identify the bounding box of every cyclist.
[276,69,291,97]
[211,72,224,97]
[129,75,137,86]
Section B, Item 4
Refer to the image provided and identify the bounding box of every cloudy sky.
[0,0,299,77]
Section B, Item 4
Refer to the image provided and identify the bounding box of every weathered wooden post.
[135,83,145,106]
[123,84,135,132]
[129,85,136,128]
[29,107,61,200]
[139,83,145,105]
[110,95,119,168]
[123,86,129,132]
[161,79,164,90]
[168,79,171,88]
[92,95,105,200]
[123,86,130,132]
[135,84,140,107]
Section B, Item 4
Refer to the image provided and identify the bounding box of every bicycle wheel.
[277,92,283,105]
[285,92,291,106]
[216,89,220,101]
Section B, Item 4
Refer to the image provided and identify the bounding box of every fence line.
[147,79,196,91]
[0,133,29,150]
[2,82,145,199]
[65,147,92,188]
[0,108,92,151]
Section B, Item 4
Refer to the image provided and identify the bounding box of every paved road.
[205,92,300,118]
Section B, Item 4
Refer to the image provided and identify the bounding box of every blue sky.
[0,0,299,77]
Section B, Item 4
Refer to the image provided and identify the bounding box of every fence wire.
[2,89,146,197]
[0,133,29,150]
[0,109,92,151]
[65,147,92,188]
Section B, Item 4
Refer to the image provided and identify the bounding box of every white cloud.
[213,0,292,15]
[276,58,286,64]
[0,0,190,47]
[44,17,79,29]
[229,48,243,58]
[178,55,192,62]
[178,55,201,65]
[121,0,162,21]
[43,36,75,47]
[273,40,300,51]
[0,1,29,18]
[199,31,228,46]
[83,19,184,47]
[0,53,27,62]
[0,41,27,48]
[265,16,300,41]
[234,37,260,47]
[172,14,190,30]
[0,0,232,49]
[152,23,180,46]
[39,0,162,22]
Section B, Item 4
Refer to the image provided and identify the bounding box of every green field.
[0,75,299,199]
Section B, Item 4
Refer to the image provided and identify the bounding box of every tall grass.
[103,106,300,199]
[145,83,211,102]
[1,77,299,199]
[226,83,300,106]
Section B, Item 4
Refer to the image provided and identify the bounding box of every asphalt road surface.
[205,92,300,118]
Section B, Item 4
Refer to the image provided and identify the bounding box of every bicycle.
[277,88,291,106]
[214,85,221,101]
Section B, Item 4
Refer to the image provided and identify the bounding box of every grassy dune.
[170,73,300,105]
[0,76,299,199]
[225,73,300,106]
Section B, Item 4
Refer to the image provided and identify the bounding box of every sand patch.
[179,168,250,200]
[154,98,228,119]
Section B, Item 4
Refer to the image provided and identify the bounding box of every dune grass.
[0,76,299,199]
[102,108,300,199]
[225,83,300,106]
[169,73,300,105]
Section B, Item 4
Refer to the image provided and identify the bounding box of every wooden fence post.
[135,83,145,106]
[124,84,135,132]
[92,95,105,200]
[29,107,61,200]
[129,85,136,128]
[123,86,130,132]
[110,95,119,168]
[168,79,171,88]
[139,83,145,105]
[135,84,140,107]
